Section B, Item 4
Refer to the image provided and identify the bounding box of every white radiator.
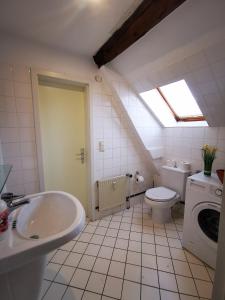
[97,175,128,212]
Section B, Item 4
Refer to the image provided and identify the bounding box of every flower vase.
[204,160,213,176]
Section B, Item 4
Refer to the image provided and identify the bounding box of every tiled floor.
[41,201,214,300]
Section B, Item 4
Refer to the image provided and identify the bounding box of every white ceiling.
[0,0,142,57]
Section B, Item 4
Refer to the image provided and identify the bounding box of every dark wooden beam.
[93,0,187,68]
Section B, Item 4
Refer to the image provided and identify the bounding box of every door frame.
[31,68,95,219]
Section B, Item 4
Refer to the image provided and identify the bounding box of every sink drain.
[30,235,39,239]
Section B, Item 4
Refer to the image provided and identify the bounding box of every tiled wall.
[101,67,163,170]
[0,63,39,194]
[0,60,152,215]
[163,126,225,172]
[92,79,153,199]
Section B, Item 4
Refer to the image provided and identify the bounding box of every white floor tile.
[106,228,118,237]
[142,253,157,269]
[78,233,92,243]
[83,225,96,234]
[54,265,75,285]
[127,251,141,266]
[142,242,156,255]
[157,257,174,273]
[141,285,160,300]
[131,224,142,232]
[70,269,90,289]
[82,291,101,300]
[98,246,113,259]
[40,280,51,298]
[142,233,154,244]
[103,236,116,247]
[166,229,179,238]
[103,276,123,299]
[142,267,158,287]
[62,287,83,300]
[112,215,122,222]
[160,289,180,300]
[120,222,131,230]
[115,238,129,250]
[90,234,104,245]
[43,282,67,300]
[130,232,142,241]
[143,226,154,234]
[185,251,204,265]
[206,266,215,281]
[108,261,125,278]
[44,263,61,281]
[93,257,110,274]
[124,264,141,283]
[51,250,69,264]
[86,272,106,294]
[60,241,76,251]
[155,236,168,246]
[158,271,178,292]
[118,229,130,239]
[85,244,100,256]
[189,264,211,281]
[173,260,192,277]
[155,245,171,258]
[72,242,88,254]
[128,240,141,252]
[168,238,182,248]
[154,228,166,236]
[176,275,198,296]
[109,221,120,229]
[170,248,186,261]
[112,248,127,262]
[78,255,96,270]
[122,280,140,300]
[195,279,213,298]
[64,252,82,267]
[95,226,107,235]
[99,220,110,227]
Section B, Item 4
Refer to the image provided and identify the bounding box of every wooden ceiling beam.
[93,0,187,68]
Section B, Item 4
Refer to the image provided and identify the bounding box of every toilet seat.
[145,187,176,202]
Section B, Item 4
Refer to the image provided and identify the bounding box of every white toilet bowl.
[144,186,180,223]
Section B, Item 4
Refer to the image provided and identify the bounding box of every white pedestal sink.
[0,191,85,300]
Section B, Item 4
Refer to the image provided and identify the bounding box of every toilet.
[145,166,190,223]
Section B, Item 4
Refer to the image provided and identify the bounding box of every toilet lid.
[145,187,176,202]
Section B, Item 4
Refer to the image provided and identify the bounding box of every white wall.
[163,127,225,173]
[101,67,163,170]
[0,34,153,216]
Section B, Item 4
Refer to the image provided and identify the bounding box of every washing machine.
[182,171,223,268]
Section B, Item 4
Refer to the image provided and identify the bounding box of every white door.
[38,81,88,212]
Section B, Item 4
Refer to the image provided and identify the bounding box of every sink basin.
[17,192,82,239]
[0,191,85,300]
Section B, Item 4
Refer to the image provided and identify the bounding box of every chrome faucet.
[1,193,30,214]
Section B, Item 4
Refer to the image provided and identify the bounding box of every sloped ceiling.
[110,0,225,127]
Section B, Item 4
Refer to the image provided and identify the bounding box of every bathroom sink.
[17,191,83,240]
[0,191,85,300]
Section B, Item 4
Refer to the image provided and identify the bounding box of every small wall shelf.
[0,165,12,193]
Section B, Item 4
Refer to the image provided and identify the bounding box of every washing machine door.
[192,202,220,249]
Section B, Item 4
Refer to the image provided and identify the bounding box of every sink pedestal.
[0,255,46,300]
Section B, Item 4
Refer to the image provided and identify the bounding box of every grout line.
[43,201,212,300]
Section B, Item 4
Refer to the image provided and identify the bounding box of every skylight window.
[140,79,207,127]
[159,80,203,119]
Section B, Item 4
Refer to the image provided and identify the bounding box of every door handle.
[76,148,86,164]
